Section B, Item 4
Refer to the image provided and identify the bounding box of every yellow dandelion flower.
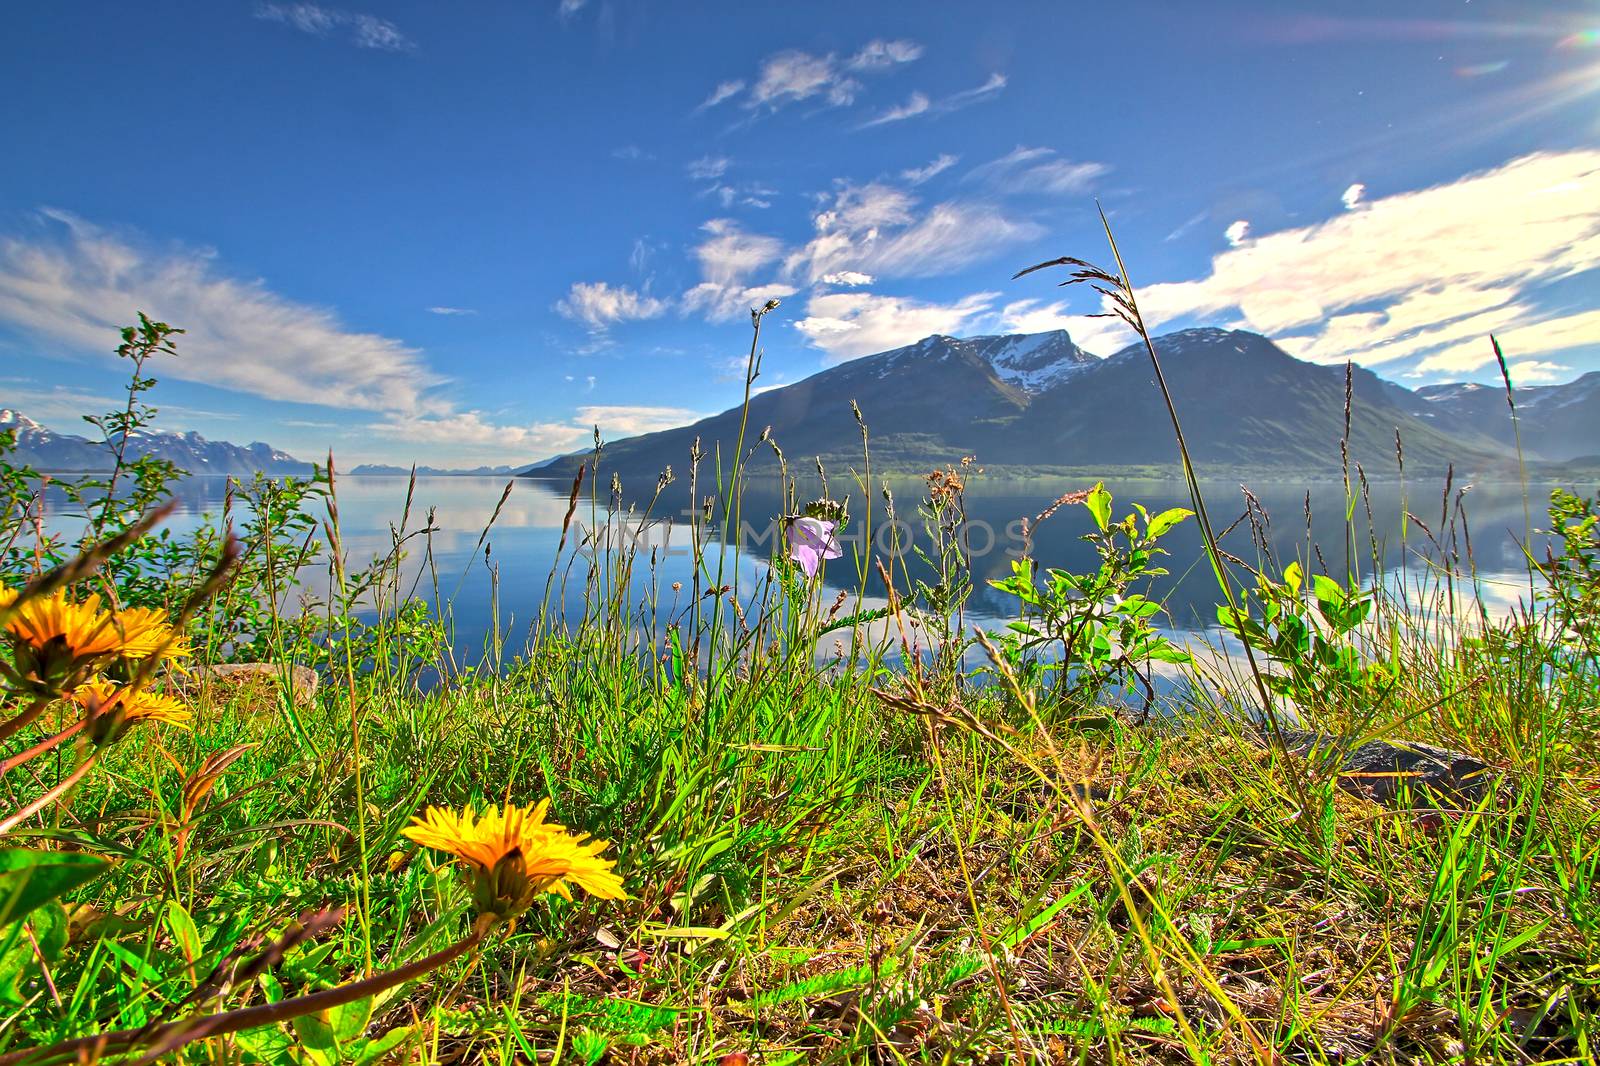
[71,678,192,744]
[3,589,129,687]
[403,798,625,918]
[110,607,191,663]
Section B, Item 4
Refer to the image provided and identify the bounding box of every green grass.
[1,308,1597,1065]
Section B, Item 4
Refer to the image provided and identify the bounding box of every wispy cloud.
[427,306,476,316]
[819,271,874,287]
[1164,210,1209,242]
[943,71,1007,107]
[254,3,413,51]
[846,39,924,71]
[700,39,922,117]
[686,155,731,181]
[1505,358,1571,384]
[783,182,1042,284]
[555,281,667,330]
[696,79,746,111]
[611,144,653,162]
[1102,150,1600,379]
[858,92,930,128]
[681,219,796,320]
[794,290,998,362]
[372,410,586,457]
[965,146,1109,195]
[0,210,439,414]
[376,402,707,461]
[858,72,1006,129]
[901,154,959,185]
[0,210,609,466]
[572,404,706,436]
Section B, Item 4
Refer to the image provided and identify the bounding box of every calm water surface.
[38,474,1554,665]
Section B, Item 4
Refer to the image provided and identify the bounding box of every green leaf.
[0,903,68,1007]
[293,995,374,1056]
[1084,482,1112,532]
[0,849,111,927]
[1145,507,1193,539]
[1311,573,1347,611]
[1282,561,1303,596]
[350,1027,414,1065]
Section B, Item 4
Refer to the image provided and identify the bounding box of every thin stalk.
[1,917,494,1066]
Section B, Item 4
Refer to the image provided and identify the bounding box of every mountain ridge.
[527,327,1547,487]
[0,408,313,477]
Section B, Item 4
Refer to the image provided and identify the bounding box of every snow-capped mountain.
[531,327,1508,482]
[1,408,312,476]
[1416,371,1600,460]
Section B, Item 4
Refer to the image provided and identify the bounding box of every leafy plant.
[988,482,1192,713]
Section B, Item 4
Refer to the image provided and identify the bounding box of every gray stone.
[1269,728,1499,806]
[196,663,319,707]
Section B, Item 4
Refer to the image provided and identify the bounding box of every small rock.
[1273,729,1498,805]
[195,663,318,708]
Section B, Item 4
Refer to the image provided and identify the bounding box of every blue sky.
[2,1,1598,467]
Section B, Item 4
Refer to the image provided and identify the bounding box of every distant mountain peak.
[0,409,45,432]
[0,407,310,476]
[869,329,1094,395]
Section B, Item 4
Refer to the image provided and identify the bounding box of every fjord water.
[88,473,1550,665]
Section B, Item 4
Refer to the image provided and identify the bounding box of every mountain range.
[529,327,1598,488]
[8,327,1595,483]
[349,463,532,477]
[1415,373,1600,462]
[0,409,313,477]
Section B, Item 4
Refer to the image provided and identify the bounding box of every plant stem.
[0,917,494,1066]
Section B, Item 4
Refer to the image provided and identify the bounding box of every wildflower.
[71,678,192,744]
[403,799,625,919]
[3,589,129,690]
[111,606,192,663]
[785,500,846,579]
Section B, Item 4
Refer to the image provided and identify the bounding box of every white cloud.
[965,146,1108,195]
[427,306,476,316]
[901,154,959,185]
[697,79,746,111]
[374,410,586,455]
[681,219,795,320]
[1224,219,1252,246]
[1118,151,1600,375]
[686,155,731,181]
[993,298,1135,354]
[794,290,999,362]
[611,144,652,162]
[784,182,1043,284]
[573,404,706,436]
[1341,182,1366,210]
[684,281,797,321]
[859,91,930,128]
[557,0,588,18]
[709,40,922,116]
[752,50,859,109]
[1413,308,1600,377]
[846,39,923,71]
[372,403,708,460]
[943,72,1007,107]
[555,281,668,330]
[0,211,441,415]
[819,271,875,287]
[861,74,1007,130]
[1506,359,1573,384]
[254,3,412,51]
